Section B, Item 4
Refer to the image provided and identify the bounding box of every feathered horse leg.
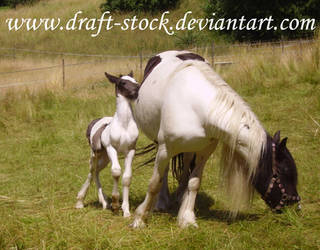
[131,144,171,228]
[177,141,218,228]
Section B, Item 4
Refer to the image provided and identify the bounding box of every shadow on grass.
[86,200,103,209]
[194,192,261,223]
[152,191,261,224]
[84,192,261,224]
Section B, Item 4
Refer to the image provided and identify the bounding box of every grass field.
[1,0,320,249]
[0,37,319,249]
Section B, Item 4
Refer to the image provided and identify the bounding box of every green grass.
[0,40,320,249]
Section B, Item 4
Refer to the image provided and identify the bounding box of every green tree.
[5,0,39,8]
[100,0,180,13]
[204,0,320,41]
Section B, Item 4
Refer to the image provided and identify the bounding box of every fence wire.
[0,39,317,89]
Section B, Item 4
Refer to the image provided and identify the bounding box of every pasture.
[0,38,319,249]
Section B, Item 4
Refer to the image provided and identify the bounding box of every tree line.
[1,0,319,41]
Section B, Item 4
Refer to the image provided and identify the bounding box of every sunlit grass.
[1,38,319,248]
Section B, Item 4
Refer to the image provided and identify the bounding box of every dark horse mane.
[253,133,274,195]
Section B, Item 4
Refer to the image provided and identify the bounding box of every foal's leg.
[76,151,95,208]
[94,152,108,209]
[121,149,135,217]
[177,142,218,228]
[106,146,122,212]
[131,144,170,228]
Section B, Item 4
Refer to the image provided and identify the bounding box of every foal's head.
[105,71,139,100]
[255,131,300,212]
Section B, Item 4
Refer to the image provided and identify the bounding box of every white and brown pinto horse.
[76,72,139,217]
[113,51,299,228]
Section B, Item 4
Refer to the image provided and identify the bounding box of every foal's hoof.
[111,203,120,213]
[75,201,84,209]
[102,202,108,210]
[129,218,146,228]
[123,211,131,218]
[179,220,199,229]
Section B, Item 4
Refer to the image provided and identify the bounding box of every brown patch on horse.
[141,55,161,85]
[86,118,102,143]
[91,123,109,152]
[176,53,205,62]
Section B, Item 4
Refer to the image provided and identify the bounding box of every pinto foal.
[76,71,139,217]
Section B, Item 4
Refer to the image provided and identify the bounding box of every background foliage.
[204,0,320,41]
[1,0,39,8]
[100,0,180,13]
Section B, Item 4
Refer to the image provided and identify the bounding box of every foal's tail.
[135,143,191,182]
[135,143,158,167]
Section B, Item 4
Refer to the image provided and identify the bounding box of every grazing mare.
[122,51,300,228]
[76,72,139,217]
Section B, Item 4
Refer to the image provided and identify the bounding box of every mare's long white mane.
[170,58,267,212]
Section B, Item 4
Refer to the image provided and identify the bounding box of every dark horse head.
[254,131,300,212]
[105,71,140,100]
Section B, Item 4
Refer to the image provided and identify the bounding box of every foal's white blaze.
[76,75,139,218]
[131,51,266,228]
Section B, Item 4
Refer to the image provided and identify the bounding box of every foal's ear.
[128,70,133,77]
[273,130,281,144]
[105,72,119,84]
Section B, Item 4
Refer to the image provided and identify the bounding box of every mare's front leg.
[106,146,122,213]
[131,144,170,228]
[177,142,218,228]
[121,149,135,217]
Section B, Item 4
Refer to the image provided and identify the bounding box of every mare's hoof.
[129,218,146,228]
[123,211,131,218]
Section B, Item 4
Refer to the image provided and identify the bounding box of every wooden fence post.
[62,58,65,88]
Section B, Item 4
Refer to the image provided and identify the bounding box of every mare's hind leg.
[177,141,218,228]
[154,153,197,212]
[154,166,170,212]
[175,152,196,204]
[121,149,135,217]
[76,151,96,209]
[131,144,171,228]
